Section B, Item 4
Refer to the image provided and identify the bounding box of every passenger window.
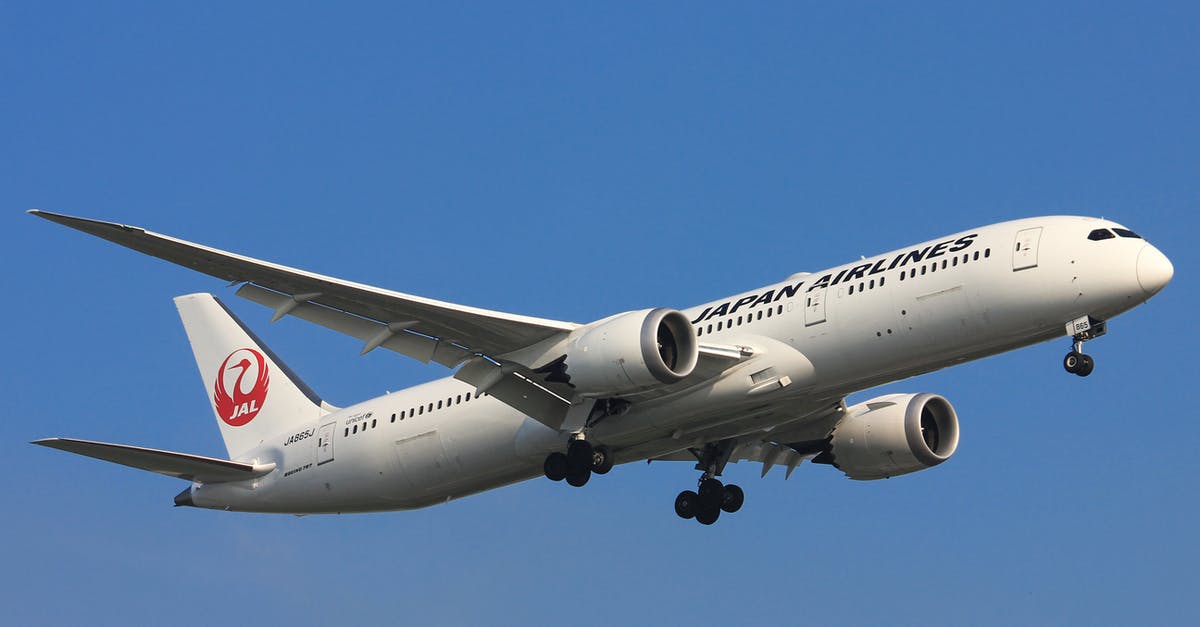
[765,309,772,318]
[437,400,443,410]
[1113,228,1142,239]
[418,406,424,415]
[941,260,947,269]
[869,279,875,289]
[973,251,980,261]
[880,277,885,286]
[371,419,377,428]
[984,248,991,258]
[352,424,358,434]
[952,257,958,267]
[777,305,783,314]
[757,311,763,320]
[344,427,349,437]
[921,266,927,276]
[391,413,396,423]
[1088,229,1116,241]
[849,285,855,295]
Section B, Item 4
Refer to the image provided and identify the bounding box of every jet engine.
[820,393,960,480]
[560,308,699,397]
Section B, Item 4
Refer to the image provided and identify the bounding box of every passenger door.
[1013,227,1042,271]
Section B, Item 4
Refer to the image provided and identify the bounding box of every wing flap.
[454,357,572,429]
[238,283,441,363]
[33,438,276,483]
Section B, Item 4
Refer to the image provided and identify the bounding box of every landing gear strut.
[543,436,612,488]
[1063,315,1106,378]
[674,439,744,525]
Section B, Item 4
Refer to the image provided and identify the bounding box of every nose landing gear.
[1063,349,1094,377]
[1063,315,1106,378]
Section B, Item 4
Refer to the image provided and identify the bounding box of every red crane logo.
[213,348,269,427]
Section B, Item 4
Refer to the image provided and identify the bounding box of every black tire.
[591,445,614,474]
[674,490,698,519]
[1064,352,1081,374]
[566,440,593,474]
[698,478,724,509]
[721,484,744,513]
[565,469,591,487]
[543,452,567,482]
[1077,354,1095,377]
[695,507,720,525]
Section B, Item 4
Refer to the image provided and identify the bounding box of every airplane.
[29,210,1173,525]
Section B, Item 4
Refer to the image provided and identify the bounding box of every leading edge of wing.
[32,437,276,483]
[28,210,578,355]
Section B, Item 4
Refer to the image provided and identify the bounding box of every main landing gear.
[1063,315,1106,378]
[674,439,744,526]
[543,437,613,488]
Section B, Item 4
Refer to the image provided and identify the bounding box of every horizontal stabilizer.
[32,438,276,483]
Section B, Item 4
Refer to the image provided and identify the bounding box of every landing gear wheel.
[566,440,593,474]
[1064,352,1082,374]
[565,469,591,487]
[591,445,614,475]
[674,490,698,519]
[543,452,567,482]
[1076,354,1095,377]
[695,507,721,525]
[721,484,744,513]
[698,478,724,508]
[1064,351,1095,377]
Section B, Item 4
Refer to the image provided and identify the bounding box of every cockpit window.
[1113,228,1142,239]
[1087,229,1116,241]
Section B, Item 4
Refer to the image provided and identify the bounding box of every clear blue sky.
[3,3,1196,625]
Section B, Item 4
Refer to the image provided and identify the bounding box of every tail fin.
[175,293,334,459]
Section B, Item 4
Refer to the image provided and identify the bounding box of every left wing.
[31,210,749,429]
[30,210,578,368]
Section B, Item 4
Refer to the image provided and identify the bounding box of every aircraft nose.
[1136,244,1174,295]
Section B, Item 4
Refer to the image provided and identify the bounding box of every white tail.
[175,293,334,459]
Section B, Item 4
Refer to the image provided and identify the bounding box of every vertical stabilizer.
[175,293,333,459]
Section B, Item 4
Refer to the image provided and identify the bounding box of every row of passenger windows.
[896,248,991,283]
[343,391,486,437]
[695,303,786,337]
[816,246,994,302]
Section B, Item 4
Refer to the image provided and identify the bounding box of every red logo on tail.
[214,348,269,427]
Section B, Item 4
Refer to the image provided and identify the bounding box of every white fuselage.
[191,216,1169,513]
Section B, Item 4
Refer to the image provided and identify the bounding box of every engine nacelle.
[826,393,960,480]
[563,308,699,396]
